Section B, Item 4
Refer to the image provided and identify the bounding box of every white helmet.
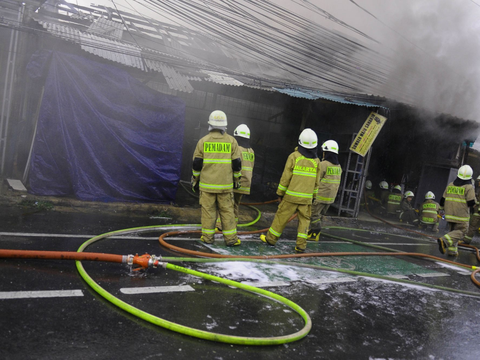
[404,191,414,198]
[477,175,480,181]
[425,191,435,200]
[379,181,388,190]
[298,128,318,149]
[394,185,402,192]
[208,110,227,127]
[234,124,250,139]
[458,165,473,180]
[321,140,339,154]
[365,180,372,189]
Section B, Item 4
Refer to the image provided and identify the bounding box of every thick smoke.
[372,0,480,122]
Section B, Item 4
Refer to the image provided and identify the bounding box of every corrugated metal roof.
[273,88,388,108]
[38,20,145,71]
[202,70,243,86]
[87,18,123,40]
[144,59,193,93]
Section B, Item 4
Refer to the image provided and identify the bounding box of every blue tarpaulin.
[26,50,185,203]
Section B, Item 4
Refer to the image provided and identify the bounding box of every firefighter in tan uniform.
[191,110,242,246]
[437,165,476,256]
[419,191,440,233]
[307,140,342,240]
[232,124,255,222]
[464,175,480,244]
[387,185,403,217]
[379,181,390,214]
[260,128,321,253]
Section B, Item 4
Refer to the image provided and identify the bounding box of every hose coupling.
[123,254,135,266]
[148,255,162,268]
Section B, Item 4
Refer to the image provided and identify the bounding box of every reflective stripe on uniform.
[278,184,287,192]
[445,197,467,204]
[203,159,232,164]
[192,170,201,177]
[444,214,469,222]
[444,234,454,246]
[297,232,307,239]
[200,182,233,190]
[222,228,237,236]
[317,196,334,202]
[320,178,340,184]
[285,189,313,199]
[268,227,282,237]
[293,170,317,177]
[202,228,215,235]
[423,210,438,214]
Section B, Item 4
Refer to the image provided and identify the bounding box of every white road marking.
[386,274,409,279]
[415,272,450,278]
[0,290,83,299]
[306,277,356,284]
[241,281,291,288]
[120,285,195,294]
[0,232,192,240]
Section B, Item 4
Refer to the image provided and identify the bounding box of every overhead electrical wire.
[142,0,393,93]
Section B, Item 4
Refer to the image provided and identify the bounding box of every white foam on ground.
[197,261,354,284]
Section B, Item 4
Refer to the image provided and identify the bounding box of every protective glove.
[191,176,199,192]
[233,177,241,189]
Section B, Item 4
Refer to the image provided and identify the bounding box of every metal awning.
[273,87,388,109]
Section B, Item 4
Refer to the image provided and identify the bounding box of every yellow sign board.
[350,112,387,156]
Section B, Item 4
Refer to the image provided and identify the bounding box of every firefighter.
[387,185,403,217]
[399,191,419,224]
[232,124,255,222]
[363,179,381,212]
[463,175,480,244]
[307,140,342,240]
[378,180,390,214]
[437,165,476,256]
[419,191,440,233]
[260,128,321,253]
[191,110,242,246]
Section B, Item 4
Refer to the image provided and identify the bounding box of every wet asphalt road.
[1,208,480,359]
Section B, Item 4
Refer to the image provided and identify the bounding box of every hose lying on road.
[75,226,311,346]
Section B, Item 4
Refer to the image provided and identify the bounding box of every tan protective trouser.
[265,200,311,251]
[441,221,469,255]
[233,193,243,222]
[200,191,238,245]
[311,202,330,228]
[464,213,480,244]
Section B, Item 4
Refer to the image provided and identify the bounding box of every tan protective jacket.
[192,131,241,193]
[276,149,321,205]
[234,146,254,195]
[442,182,475,223]
[316,160,342,204]
[387,192,402,214]
[420,199,440,224]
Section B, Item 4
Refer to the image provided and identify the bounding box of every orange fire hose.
[0,249,158,269]
[157,229,472,269]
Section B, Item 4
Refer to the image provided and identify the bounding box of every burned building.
[1,0,478,211]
